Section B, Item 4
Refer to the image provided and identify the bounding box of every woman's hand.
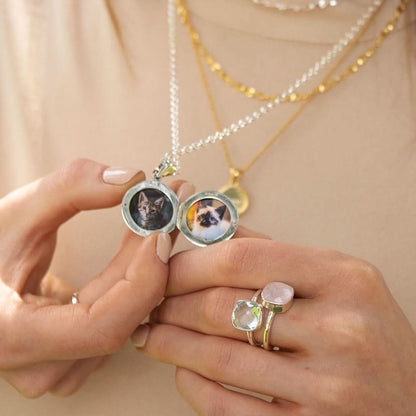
[0,158,193,398]
[134,231,416,416]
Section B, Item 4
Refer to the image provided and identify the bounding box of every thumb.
[1,158,145,233]
[8,233,170,368]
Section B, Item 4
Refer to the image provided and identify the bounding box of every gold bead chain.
[285,0,409,104]
[183,0,408,177]
[178,0,408,104]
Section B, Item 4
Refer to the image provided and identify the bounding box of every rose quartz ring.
[231,282,294,351]
[261,282,294,350]
[261,282,294,313]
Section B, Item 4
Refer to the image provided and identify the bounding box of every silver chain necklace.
[121,0,382,246]
[251,0,340,12]
[162,0,382,173]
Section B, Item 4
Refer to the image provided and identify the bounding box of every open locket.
[121,180,239,247]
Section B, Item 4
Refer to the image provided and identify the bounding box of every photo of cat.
[186,199,231,242]
[130,189,173,230]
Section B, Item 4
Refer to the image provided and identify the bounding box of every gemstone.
[261,282,294,313]
[232,300,262,331]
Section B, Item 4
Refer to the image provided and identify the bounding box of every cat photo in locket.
[186,199,231,242]
[130,189,174,231]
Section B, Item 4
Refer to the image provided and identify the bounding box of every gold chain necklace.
[178,0,384,101]
[183,0,409,214]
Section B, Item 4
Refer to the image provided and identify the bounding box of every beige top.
[0,0,415,414]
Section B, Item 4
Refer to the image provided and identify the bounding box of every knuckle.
[314,310,371,352]
[204,392,227,416]
[315,376,352,411]
[201,288,230,328]
[327,252,384,299]
[149,327,173,362]
[59,158,95,188]
[204,339,234,378]
[175,368,228,416]
[91,327,125,355]
[290,407,314,416]
[297,408,316,416]
[216,239,256,277]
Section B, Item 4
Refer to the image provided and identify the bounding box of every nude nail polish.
[102,167,144,185]
[156,232,172,264]
[131,324,150,348]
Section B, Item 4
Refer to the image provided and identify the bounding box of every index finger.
[166,238,339,298]
[4,234,167,369]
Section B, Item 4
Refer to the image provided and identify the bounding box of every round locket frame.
[121,180,179,237]
[122,183,239,246]
[177,191,239,247]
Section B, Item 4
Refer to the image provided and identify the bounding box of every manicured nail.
[102,167,144,185]
[156,232,172,264]
[177,182,196,202]
[131,324,150,348]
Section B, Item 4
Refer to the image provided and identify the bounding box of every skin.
[136,230,416,415]
[0,158,187,397]
[0,1,415,414]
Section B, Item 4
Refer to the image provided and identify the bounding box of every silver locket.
[121,180,239,247]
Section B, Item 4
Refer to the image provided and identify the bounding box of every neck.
[186,0,414,44]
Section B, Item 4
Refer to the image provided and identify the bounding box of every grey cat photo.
[130,189,173,230]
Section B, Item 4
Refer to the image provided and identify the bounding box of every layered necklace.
[175,0,408,214]
[121,0,409,244]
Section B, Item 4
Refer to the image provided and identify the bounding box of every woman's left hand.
[133,229,416,416]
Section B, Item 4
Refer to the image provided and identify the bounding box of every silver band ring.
[247,289,262,347]
[71,292,80,305]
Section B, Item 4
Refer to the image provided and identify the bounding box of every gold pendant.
[219,183,249,215]
[219,168,250,215]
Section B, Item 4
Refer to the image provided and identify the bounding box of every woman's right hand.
[0,159,191,398]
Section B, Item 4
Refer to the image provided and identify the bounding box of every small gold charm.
[153,159,177,180]
[219,168,250,215]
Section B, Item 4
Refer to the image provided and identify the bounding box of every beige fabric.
[0,0,415,414]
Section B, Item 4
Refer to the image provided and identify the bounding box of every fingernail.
[156,232,172,264]
[102,167,144,185]
[131,324,150,348]
[177,182,196,202]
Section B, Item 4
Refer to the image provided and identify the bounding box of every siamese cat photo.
[191,200,230,241]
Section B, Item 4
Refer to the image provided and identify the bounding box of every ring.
[232,289,263,346]
[71,292,80,305]
[261,282,294,351]
[247,289,263,347]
